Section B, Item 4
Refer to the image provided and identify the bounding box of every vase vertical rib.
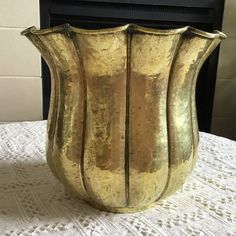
[22,24,226,213]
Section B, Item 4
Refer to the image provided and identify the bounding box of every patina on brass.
[22,24,226,213]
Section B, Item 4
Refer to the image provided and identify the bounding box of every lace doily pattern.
[0,121,235,236]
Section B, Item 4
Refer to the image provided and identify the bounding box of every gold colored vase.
[22,24,226,213]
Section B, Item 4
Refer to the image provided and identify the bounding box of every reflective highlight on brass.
[22,24,226,213]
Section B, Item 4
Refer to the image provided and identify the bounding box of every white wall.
[211,0,236,140]
[0,0,42,121]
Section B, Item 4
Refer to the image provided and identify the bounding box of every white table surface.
[0,121,235,236]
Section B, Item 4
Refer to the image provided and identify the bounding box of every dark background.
[40,0,225,132]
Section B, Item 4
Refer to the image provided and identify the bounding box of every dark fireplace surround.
[40,0,225,132]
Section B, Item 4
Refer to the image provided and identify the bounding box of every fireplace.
[40,0,225,132]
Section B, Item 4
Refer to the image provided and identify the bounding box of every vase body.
[22,24,225,213]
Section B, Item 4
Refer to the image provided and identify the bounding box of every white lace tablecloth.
[0,121,235,236]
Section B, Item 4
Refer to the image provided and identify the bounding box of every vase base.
[66,187,155,213]
[87,201,155,213]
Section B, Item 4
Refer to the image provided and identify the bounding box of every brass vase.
[22,24,226,213]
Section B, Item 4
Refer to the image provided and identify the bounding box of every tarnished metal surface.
[22,24,226,213]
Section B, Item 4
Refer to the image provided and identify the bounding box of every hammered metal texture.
[22,24,226,213]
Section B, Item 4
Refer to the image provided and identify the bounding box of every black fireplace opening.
[40,0,225,132]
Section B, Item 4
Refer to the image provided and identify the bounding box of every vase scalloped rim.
[21,23,226,39]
